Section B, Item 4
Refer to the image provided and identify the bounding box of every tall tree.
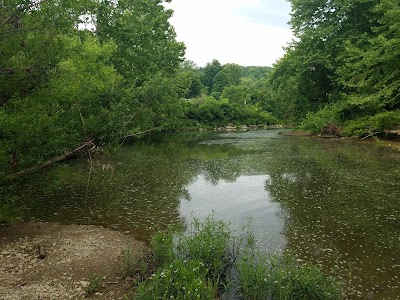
[201,59,223,93]
[96,0,185,84]
[0,0,96,105]
[212,63,242,98]
[269,0,400,134]
[0,0,186,176]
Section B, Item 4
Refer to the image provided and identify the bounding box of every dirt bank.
[0,223,146,300]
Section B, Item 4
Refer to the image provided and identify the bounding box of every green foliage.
[336,0,400,112]
[201,59,223,93]
[122,247,142,277]
[341,111,400,137]
[85,275,102,296]
[269,0,399,132]
[237,252,343,300]
[301,104,343,135]
[0,0,186,175]
[0,195,23,224]
[134,216,231,299]
[236,253,270,299]
[134,259,217,300]
[0,33,122,169]
[0,0,96,105]
[211,63,242,98]
[241,66,273,79]
[185,96,277,128]
[178,216,232,280]
[151,229,176,266]
[221,85,250,106]
[175,69,203,99]
[134,216,344,299]
[96,0,185,83]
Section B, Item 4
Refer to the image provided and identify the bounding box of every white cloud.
[164,0,294,67]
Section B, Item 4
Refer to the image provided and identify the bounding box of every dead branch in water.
[6,141,94,180]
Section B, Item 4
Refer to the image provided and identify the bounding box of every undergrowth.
[130,215,347,300]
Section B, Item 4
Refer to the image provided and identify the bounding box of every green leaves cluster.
[0,0,184,175]
[269,0,400,135]
[135,216,344,299]
[175,59,276,128]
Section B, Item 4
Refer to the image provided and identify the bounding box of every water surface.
[6,130,400,299]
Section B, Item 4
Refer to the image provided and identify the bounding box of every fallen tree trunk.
[6,141,94,180]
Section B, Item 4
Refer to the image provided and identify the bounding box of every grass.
[85,275,102,296]
[178,216,232,281]
[134,259,217,300]
[130,215,346,300]
[237,252,343,300]
[121,246,150,287]
[0,195,23,224]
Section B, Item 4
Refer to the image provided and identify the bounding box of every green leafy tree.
[212,64,242,98]
[0,0,96,105]
[0,0,186,176]
[221,85,250,106]
[269,0,400,133]
[95,0,185,84]
[201,59,223,93]
[337,0,400,112]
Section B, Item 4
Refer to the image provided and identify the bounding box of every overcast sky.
[164,0,294,67]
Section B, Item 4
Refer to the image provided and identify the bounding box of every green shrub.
[237,252,343,300]
[134,259,217,300]
[121,247,144,277]
[300,104,342,135]
[0,195,23,224]
[151,229,176,266]
[85,275,102,296]
[133,216,345,300]
[178,216,232,281]
[236,252,270,299]
[341,110,400,137]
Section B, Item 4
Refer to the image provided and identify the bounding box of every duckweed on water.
[131,216,346,300]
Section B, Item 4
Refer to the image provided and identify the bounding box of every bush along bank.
[127,216,348,300]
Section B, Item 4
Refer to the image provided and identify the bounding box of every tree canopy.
[269,0,400,136]
[0,0,185,177]
[1,0,399,179]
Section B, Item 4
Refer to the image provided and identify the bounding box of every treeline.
[0,0,189,177]
[269,0,400,136]
[2,0,399,177]
[177,60,276,128]
[0,0,276,177]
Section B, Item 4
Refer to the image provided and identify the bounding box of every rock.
[1,251,10,255]
[79,281,90,288]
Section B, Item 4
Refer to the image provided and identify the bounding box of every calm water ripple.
[6,130,400,299]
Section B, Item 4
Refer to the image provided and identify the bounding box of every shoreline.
[0,222,146,299]
[283,129,400,150]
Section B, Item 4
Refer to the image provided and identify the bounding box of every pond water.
[6,130,400,299]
